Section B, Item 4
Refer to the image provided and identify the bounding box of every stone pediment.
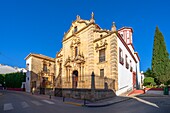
[64,54,85,67]
[63,15,91,41]
[74,55,85,64]
[56,49,63,58]
[64,57,71,67]
[95,39,108,51]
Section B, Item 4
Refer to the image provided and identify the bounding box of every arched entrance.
[72,70,78,88]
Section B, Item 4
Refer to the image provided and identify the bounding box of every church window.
[100,69,104,78]
[74,26,78,33]
[75,47,78,57]
[99,49,105,62]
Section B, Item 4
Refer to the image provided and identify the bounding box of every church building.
[25,13,141,96]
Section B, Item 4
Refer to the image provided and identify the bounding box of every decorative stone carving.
[95,39,108,51]
[70,36,80,48]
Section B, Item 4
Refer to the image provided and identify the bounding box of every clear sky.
[0,0,170,72]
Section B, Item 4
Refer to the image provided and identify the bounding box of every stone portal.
[72,70,78,88]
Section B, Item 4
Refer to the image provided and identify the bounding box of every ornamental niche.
[95,39,108,52]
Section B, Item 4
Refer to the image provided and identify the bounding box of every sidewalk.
[30,92,131,107]
[136,93,170,97]
[85,96,131,107]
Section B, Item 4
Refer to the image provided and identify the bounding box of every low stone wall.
[61,88,116,101]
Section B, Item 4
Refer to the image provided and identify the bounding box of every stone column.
[68,68,70,82]
[91,71,95,101]
[91,71,95,90]
[82,66,84,81]
[81,65,83,81]
[66,67,68,82]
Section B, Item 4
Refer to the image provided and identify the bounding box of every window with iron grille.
[43,64,47,72]
[125,55,129,69]
[100,69,104,77]
[99,49,105,62]
[119,48,124,65]
[130,60,133,72]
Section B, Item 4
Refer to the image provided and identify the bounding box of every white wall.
[116,38,136,95]
[134,54,141,89]
[25,57,32,92]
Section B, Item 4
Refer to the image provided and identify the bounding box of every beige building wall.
[25,54,55,90]
[26,13,141,95]
[55,14,119,91]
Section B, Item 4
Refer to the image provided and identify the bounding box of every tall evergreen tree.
[151,26,169,84]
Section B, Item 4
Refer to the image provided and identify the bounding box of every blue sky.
[0,0,170,72]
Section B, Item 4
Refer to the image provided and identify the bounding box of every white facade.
[116,28,141,95]
[25,57,32,92]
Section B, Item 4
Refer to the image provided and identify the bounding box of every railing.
[61,76,115,90]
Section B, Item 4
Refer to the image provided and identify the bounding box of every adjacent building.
[25,13,142,95]
[25,54,55,92]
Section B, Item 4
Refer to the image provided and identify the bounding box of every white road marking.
[4,103,14,111]
[42,100,55,104]
[21,102,29,108]
[133,97,159,108]
[31,100,43,106]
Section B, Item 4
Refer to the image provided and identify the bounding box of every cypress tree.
[151,26,169,84]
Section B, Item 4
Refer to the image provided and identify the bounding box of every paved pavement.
[1,90,170,113]
[84,96,131,107]
[1,89,170,108]
[29,92,131,107]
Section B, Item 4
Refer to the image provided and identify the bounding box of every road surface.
[0,90,170,113]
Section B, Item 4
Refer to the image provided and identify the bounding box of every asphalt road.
[0,90,170,113]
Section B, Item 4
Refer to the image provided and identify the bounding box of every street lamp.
[3,81,5,90]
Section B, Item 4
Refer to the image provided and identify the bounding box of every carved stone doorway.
[72,70,78,88]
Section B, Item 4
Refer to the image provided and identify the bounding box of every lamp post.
[3,81,5,90]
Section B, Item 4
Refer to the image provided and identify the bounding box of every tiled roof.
[25,53,55,62]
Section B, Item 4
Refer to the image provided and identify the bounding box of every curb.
[136,94,170,97]
[64,102,83,106]
[85,98,132,107]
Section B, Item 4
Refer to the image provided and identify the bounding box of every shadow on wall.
[26,70,55,94]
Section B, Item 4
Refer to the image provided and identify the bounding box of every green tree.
[160,60,170,85]
[143,77,156,86]
[0,74,5,86]
[4,72,26,88]
[151,26,169,85]
[144,68,153,77]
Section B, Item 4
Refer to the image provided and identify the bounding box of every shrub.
[143,77,156,86]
